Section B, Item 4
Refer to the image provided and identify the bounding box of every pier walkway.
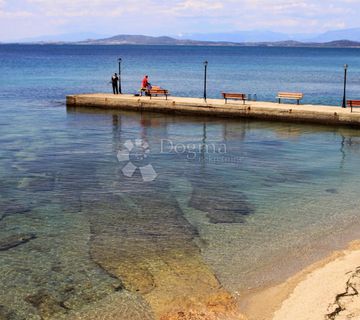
[66,94,360,127]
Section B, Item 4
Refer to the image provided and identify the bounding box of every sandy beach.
[241,241,360,320]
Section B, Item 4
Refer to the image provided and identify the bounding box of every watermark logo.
[117,139,157,182]
[160,139,243,165]
[160,139,227,159]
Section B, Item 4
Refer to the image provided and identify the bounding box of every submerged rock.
[88,192,199,294]
[326,188,338,194]
[189,186,255,224]
[3,204,31,214]
[0,233,36,251]
[0,203,31,222]
[86,190,240,319]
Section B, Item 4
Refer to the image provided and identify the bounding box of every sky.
[1,0,360,41]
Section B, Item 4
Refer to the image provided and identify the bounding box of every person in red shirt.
[141,75,151,95]
[142,75,149,88]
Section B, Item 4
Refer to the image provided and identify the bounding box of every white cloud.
[176,0,223,11]
[26,0,138,17]
[0,1,32,20]
[1,0,360,41]
[0,10,32,17]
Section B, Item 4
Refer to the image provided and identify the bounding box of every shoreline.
[240,240,360,320]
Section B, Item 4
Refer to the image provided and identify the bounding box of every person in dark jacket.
[111,73,119,94]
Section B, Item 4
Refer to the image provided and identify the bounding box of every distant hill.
[251,40,360,48]
[309,28,360,42]
[5,34,360,48]
[77,35,360,48]
[180,28,360,43]
[78,35,216,45]
[177,31,309,43]
[307,40,360,48]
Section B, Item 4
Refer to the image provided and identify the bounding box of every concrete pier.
[66,94,360,127]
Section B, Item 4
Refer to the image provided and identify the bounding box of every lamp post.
[118,58,122,94]
[342,64,348,108]
[203,61,208,102]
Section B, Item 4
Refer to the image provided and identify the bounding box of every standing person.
[111,73,119,94]
[141,75,151,95]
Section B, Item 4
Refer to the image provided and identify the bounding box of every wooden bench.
[277,92,303,105]
[140,86,162,96]
[149,87,169,100]
[222,93,247,104]
[347,100,360,112]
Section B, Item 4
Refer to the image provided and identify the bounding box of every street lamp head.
[344,64,348,70]
[204,60,208,66]
[118,58,122,63]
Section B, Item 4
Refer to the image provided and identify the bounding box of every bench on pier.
[222,93,247,104]
[347,100,360,112]
[277,92,303,105]
[149,86,169,100]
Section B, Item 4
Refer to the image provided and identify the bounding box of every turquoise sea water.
[1,45,360,319]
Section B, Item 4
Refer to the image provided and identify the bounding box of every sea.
[1,44,360,319]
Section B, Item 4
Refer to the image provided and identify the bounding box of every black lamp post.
[203,61,208,102]
[118,58,122,94]
[342,64,348,108]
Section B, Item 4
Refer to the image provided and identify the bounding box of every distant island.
[76,35,360,48]
[6,34,360,48]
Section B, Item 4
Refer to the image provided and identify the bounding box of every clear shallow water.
[1,45,360,319]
